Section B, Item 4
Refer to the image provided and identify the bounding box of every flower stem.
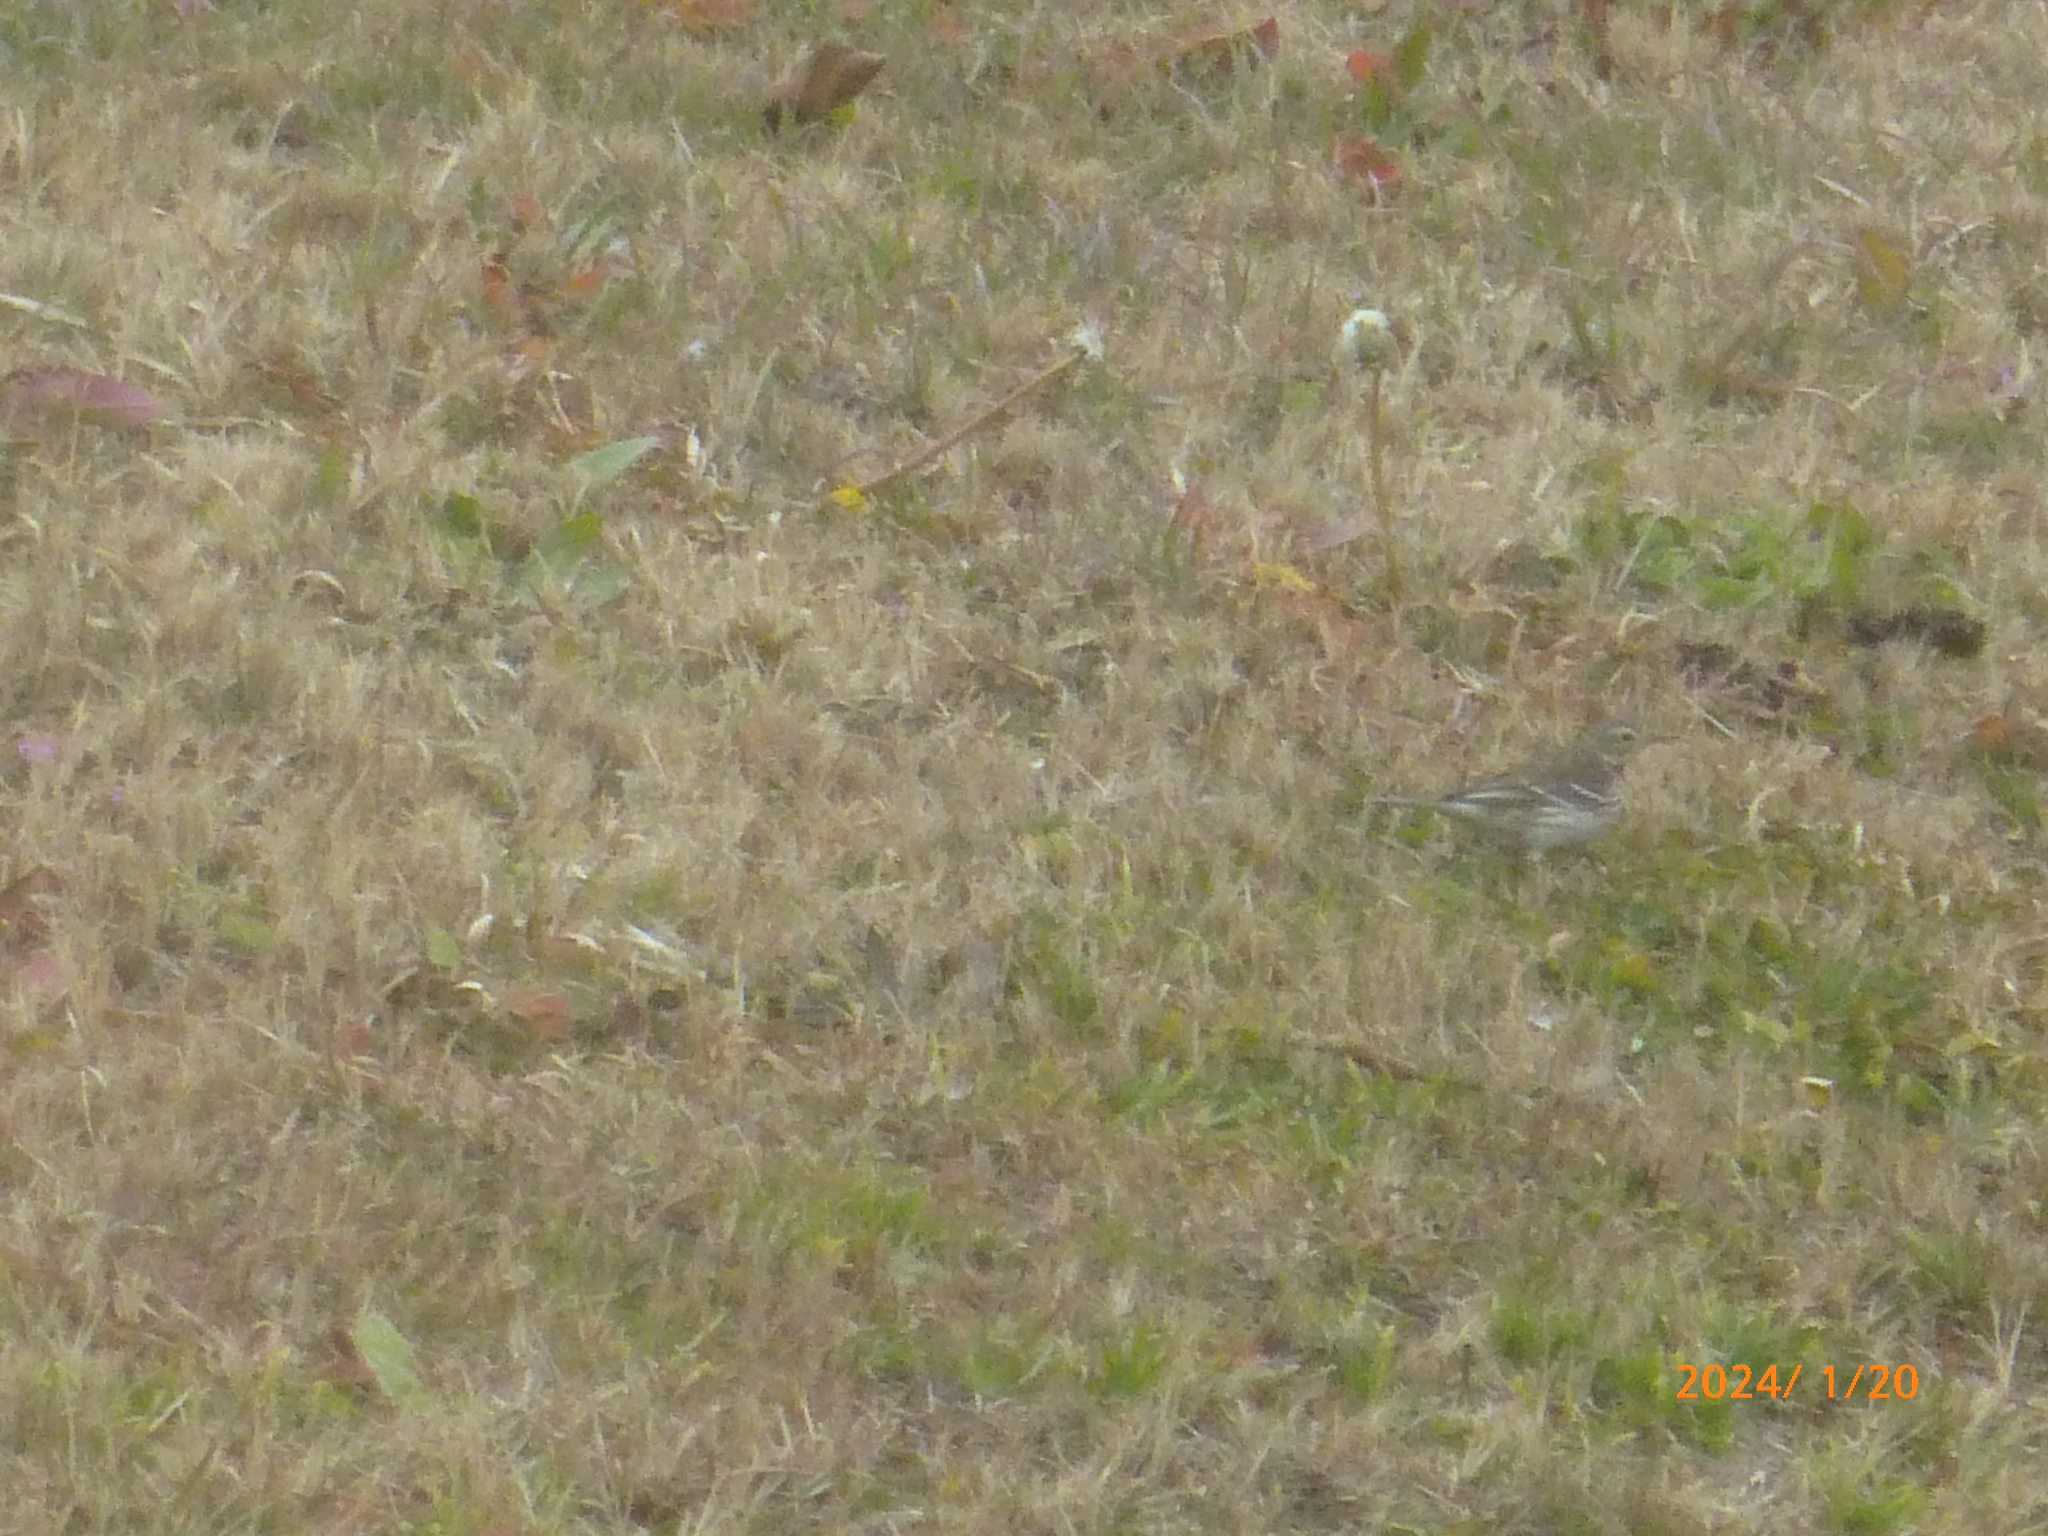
[1367,369,1400,604]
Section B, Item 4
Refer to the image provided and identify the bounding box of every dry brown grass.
[4,0,2048,1529]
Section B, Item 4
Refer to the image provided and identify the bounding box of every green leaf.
[1359,77,1397,132]
[566,560,632,609]
[1394,22,1433,92]
[567,435,660,491]
[311,445,349,505]
[434,492,489,542]
[352,1308,432,1414]
[1809,499,1875,603]
[425,928,462,970]
[523,513,611,594]
[217,911,277,956]
[534,511,603,565]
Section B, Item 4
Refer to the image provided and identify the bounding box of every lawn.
[3,0,2046,1530]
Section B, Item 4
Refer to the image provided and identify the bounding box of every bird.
[1374,718,1646,852]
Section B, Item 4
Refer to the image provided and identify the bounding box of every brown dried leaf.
[0,866,62,955]
[503,987,573,1042]
[654,0,754,33]
[508,192,548,233]
[1302,513,1371,553]
[1333,135,1403,199]
[15,951,64,995]
[765,43,886,131]
[1168,15,1280,81]
[1088,20,1275,105]
[319,1324,379,1393]
[1168,482,1221,560]
[0,367,165,431]
[1581,0,1614,78]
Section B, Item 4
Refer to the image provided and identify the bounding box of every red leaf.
[1333,135,1403,198]
[508,192,548,233]
[1346,48,1394,83]
[562,265,609,301]
[0,368,165,430]
[503,987,573,1042]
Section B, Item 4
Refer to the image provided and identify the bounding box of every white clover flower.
[1067,319,1106,363]
[1335,306,1398,372]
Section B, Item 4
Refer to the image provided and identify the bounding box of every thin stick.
[826,345,1089,509]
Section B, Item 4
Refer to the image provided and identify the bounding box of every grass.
[4,0,2047,1529]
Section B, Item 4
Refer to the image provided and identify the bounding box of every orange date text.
[1673,1361,1919,1402]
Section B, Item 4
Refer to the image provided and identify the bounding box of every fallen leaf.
[765,43,886,131]
[1252,561,1318,594]
[1581,0,1614,78]
[1168,15,1279,81]
[330,1015,376,1057]
[0,367,165,431]
[1853,225,1911,310]
[1303,513,1371,553]
[1968,711,2012,753]
[1964,703,2048,770]
[351,1309,433,1413]
[480,253,520,321]
[653,0,753,31]
[508,192,548,233]
[1333,135,1403,198]
[250,352,342,419]
[0,866,61,954]
[503,987,573,1042]
[562,264,610,300]
[320,1324,380,1393]
[1346,48,1395,84]
[1168,481,1220,558]
[1091,16,1279,101]
[15,950,64,995]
